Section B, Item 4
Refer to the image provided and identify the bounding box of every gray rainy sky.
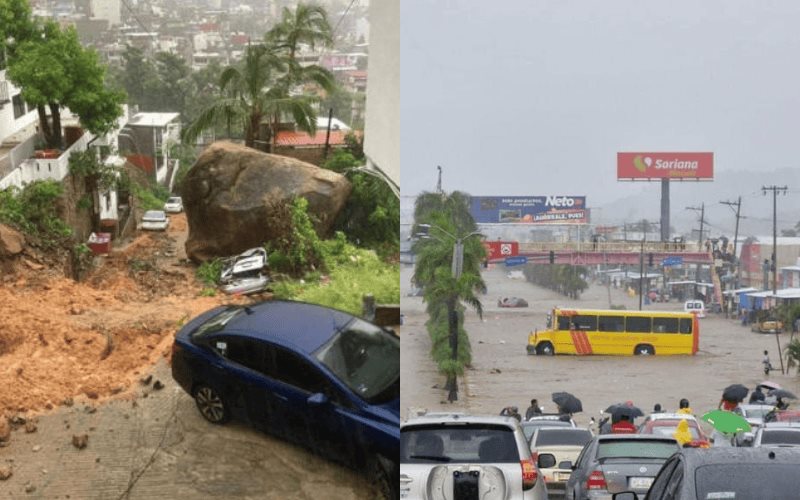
[400,0,800,207]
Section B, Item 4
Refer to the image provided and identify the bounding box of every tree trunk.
[48,102,63,150]
[37,104,54,148]
[245,111,261,148]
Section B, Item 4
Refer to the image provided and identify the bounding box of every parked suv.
[400,413,552,499]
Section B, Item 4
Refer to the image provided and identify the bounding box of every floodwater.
[400,263,800,424]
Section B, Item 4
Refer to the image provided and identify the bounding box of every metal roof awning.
[722,287,758,296]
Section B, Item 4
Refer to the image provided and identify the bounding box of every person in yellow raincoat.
[676,398,693,415]
[672,419,693,447]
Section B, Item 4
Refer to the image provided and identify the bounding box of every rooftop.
[275,129,348,147]
[127,112,180,128]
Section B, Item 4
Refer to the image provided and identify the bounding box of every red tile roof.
[275,130,348,147]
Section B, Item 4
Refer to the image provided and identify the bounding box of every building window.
[12,94,26,119]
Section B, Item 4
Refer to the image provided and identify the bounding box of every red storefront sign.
[617,152,714,180]
[483,241,519,260]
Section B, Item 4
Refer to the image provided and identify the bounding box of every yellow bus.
[526,308,699,356]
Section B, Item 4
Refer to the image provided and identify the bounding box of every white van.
[684,300,706,318]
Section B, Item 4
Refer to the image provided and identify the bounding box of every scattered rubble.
[0,465,12,480]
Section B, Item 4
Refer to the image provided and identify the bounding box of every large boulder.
[0,224,24,258]
[183,142,351,262]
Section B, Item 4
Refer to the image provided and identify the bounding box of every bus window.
[626,316,651,333]
[653,317,679,333]
[598,315,625,332]
[679,318,693,334]
[546,313,552,329]
[572,315,598,331]
[557,316,571,331]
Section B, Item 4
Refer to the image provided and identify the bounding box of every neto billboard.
[617,152,714,180]
[469,196,588,224]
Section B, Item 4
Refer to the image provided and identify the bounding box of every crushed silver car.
[219,247,270,295]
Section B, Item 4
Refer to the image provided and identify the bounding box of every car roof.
[679,446,800,466]
[645,413,698,421]
[144,210,165,216]
[403,413,520,428]
[762,422,800,429]
[223,300,356,354]
[596,434,678,442]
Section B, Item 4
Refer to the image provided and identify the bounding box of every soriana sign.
[617,152,714,180]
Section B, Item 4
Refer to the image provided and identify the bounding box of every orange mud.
[0,215,247,416]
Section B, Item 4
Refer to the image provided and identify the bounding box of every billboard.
[484,241,519,260]
[470,196,588,224]
[617,152,714,180]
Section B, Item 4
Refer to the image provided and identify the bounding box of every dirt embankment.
[0,214,244,417]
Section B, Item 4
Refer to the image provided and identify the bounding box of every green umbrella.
[701,410,752,434]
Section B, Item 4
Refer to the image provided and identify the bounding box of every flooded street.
[401,263,800,424]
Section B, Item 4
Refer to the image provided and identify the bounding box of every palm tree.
[412,192,486,401]
[183,4,336,150]
[266,3,333,60]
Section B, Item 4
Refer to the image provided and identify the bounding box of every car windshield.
[534,429,592,447]
[695,464,800,499]
[760,430,800,445]
[522,421,571,441]
[167,197,181,203]
[648,423,701,440]
[597,440,677,460]
[314,318,399,402]
[402,424,520,464]
[143,211,165,220]
[191,306,244,339]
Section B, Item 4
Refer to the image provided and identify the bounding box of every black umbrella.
[768,389,797,400]
[552,392,583,414]
[604,403,645,420]
[722,384,749,403]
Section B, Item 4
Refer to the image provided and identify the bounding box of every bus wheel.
[537,342,554,355]
[634,344,654,356]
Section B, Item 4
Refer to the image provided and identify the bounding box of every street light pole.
[419,224,482,402]
[762,185,788,375]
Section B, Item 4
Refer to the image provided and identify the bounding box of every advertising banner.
[483,241,519,260]
[470,196,588,225]
[617,152,714,180]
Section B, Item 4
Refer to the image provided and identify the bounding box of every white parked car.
[401,412,551,499]
[140,210,169,231]
[683,300,706,318]
[163,196,183,213]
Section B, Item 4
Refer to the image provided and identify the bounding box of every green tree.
[412,192,486,400]
[7,22,125,149]
[323,150,399,257]
[0,0,37,64]
[266,2,333,60]
[183,4,335,150]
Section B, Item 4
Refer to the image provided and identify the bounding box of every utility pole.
[686,204,706,301]
[436,165,443,195]
[639,235,645,311]
[762,185,788,375]
[720,197,742,288]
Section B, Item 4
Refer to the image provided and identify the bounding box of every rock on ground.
[0,224,25,257]
[183,141,352,262]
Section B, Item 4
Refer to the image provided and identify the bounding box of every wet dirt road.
[0,361,373,499]
[400,264,800,424]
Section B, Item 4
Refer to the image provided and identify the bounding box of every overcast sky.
[400,0,800,207]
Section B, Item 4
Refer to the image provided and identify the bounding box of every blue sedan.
[171,300,399,498]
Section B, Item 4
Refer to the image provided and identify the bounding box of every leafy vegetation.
[264,197,326,276]
[323,148,400,259]
[5,18,124,149]
[0,181,72,247]
[412,191,486,388]
[182,3,335,149]
[271,241,399,317]
[131,182,171,211]
[785,339,800,375]
[523,264,589,299]
[196,259,223,288]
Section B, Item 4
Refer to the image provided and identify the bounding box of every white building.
[90,0,121,26]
